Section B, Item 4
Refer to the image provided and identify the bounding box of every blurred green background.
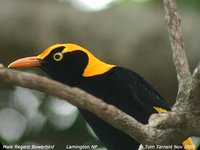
[0,0,200,149]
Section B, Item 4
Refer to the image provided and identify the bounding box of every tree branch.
[1,0,200,148]
[163,0,194,114]
[0,65,197,149]
[193,62,200,79]
[149,0,200,136]
[148,111,184,129]
[163,0,191,83]
[0,65,148,144]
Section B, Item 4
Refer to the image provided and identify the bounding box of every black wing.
[108,67,171,122]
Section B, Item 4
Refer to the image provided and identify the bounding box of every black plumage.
[78,67,170,150]
[38,46,170,150]
[8,43,193,150]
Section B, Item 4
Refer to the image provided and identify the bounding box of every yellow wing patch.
[153,106,196,150]
[153,106,167,113]
[182,138,196,150]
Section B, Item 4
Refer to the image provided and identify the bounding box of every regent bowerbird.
[8,43,196,150]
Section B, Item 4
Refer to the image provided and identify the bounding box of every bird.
[8,43,196,150]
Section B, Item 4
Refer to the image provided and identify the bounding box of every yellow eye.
[53,52,63,61]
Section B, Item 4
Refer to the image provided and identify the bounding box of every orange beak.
[8,56,41,68]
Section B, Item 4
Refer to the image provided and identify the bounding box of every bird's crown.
[37,43,90,60]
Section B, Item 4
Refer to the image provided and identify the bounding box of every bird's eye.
[53,52,63,61]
